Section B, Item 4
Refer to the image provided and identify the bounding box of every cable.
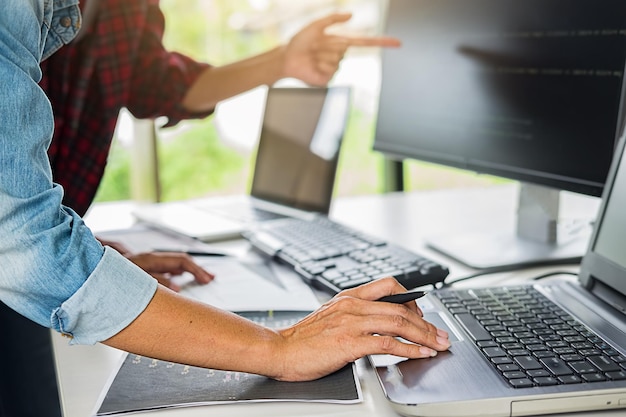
[441,267,580,288]
[529,270,578,281]
[440,269,504,287]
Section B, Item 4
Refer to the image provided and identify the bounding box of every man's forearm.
[103,286,285,378]
[181,46,286,113]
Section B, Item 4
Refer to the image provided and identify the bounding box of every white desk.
[53,184,621,417]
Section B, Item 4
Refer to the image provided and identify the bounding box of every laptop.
[132,86,351,241]
[370,135,626,416]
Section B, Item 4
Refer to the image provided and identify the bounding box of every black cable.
[441,267,579,288]
[440,269,503,287]
[529,270,578,281]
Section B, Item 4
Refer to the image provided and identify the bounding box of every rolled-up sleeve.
[53,247,157,345]
[1,0,157,345]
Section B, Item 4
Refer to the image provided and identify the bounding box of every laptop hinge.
[590,278,626,315]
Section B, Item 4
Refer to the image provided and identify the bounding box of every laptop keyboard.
[437,286,626,388]
[242,217,449,294]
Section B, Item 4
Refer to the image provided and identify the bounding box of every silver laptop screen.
[582,136,626,300]
[250,87,350,213]
[594,143,626,269]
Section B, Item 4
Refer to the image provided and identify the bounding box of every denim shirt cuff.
[51,247,158,345]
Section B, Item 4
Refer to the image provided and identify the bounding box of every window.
[95,0,498,205]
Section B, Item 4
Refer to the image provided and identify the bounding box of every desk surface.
[54,185,621,417]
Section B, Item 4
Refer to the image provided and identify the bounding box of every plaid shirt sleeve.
[125,0,213,126]
[41,0,218,216]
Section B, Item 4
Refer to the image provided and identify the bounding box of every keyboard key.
[534,376,559,386]
[498,364,520,372]
[540,357,573,376]
[338,277,372,290]
[508,349,530,357]
[610,354,625,363]
[561,354,583,362]
[581,373,606,382]
[455,313,492,341]
[569,360,597,374]
[534,351,557,359]
[527,369,551,378]
[514,356,543,370]
[503,371,527,379]
[607,371,626,380]
[509,378,534,388]
[483,347,508,358]
[558,375,582,384]
[588,355,621,372]
[321,269,343,281]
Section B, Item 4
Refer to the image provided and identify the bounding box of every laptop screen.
[594,145,626,268]
[250,87,351,213]
[580,135,626,303]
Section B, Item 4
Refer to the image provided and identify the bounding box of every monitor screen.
[374,0,626,197]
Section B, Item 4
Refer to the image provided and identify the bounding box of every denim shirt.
[0,0,157,345]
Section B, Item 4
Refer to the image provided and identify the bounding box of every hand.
[271,277,450,381]
[283,13,401,86]
[96,237,215,291]
[126,252,215,292]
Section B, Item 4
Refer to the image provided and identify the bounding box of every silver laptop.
[133,86,351,241]
[371,135,626,416]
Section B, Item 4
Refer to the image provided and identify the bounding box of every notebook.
[370,134,626,417]
[93,311,361,416]
[132,86,351,241]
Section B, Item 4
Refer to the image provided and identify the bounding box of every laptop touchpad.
[368,312,459,367]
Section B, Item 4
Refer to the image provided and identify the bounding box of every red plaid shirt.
[40,0,212,216]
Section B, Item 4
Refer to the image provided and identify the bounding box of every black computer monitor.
[374,0,626,270]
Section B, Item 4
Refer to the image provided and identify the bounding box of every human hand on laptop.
[271,277,450,381]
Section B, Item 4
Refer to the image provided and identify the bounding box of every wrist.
[250,326,290,380]
[266,45,288,84]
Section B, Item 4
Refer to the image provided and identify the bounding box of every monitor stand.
[426,183,594,271]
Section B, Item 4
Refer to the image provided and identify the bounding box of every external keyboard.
[242,217,449,294]
[437,286,626,388]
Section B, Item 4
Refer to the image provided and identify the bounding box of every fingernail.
[437,336,451,347]
[420,347,438,357]
[437,328,449,338]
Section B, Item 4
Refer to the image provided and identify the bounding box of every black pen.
[153,248,229,257]
[377,290,426,304]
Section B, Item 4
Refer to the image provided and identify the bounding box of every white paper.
[174,255,321,312]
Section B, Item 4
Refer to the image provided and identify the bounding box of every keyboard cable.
[441,268,579,288]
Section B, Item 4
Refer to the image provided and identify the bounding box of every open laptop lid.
[249,86,351,214]
[578,133,626,312]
